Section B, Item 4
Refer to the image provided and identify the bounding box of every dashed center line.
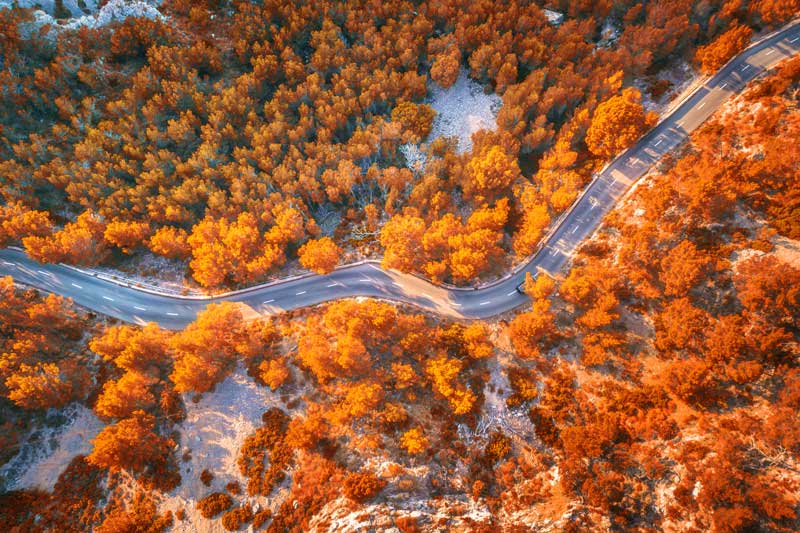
[2,261,14,266]
[167,312,179,316]
[571,226,579,234]
[741,64,750,72]
[134,306,147,311]
[326,283,338,287]
[653,139,662,147]
[697,101,705,109]
[102,296,114,301]
[358,279,371,282]
[37,270,50,276]
[507,291,517,296]
[71,283,83,289]
[479,301,491,306]
[791,36,799,43]
[263,299,275,304]
[295,291,307,296]
[392,281,403,287]
[720,82,727,89]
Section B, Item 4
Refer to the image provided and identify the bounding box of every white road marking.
[392,281,403,287]
[765,49,775,55]
[654,138,662,147]
[741,64,750,72]
[37,270,50,276]
[103,296,114,301]
[167,312,179,316]
[550,249,559,255]
[589,203,596,210]
[421,292,432,298]
[697,101,705,109]
[451,303,462,307]
[326,283,338,287]
[295,291,307,296]
[479,301,491,306]
[2,261,14,266]
[571,226,579,234]
[720,82,727,89]
[71,283,83,289]
[507,291,517,296]
[263,299,275,304]
[790,36,799,43]
[358,279,371,282]
[134,306,147,311]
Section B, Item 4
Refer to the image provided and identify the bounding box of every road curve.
[2,22,799,330]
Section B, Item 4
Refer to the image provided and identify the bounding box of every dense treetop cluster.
[0,0,795,287]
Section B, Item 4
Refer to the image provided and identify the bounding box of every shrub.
[252,509,272,529]
[484,431,512,464]
[342,471,387,503]
[221,505,253,531]
[196,492,233,519]
[200,469,214,486]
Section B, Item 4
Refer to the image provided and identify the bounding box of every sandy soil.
[0,404,103,492]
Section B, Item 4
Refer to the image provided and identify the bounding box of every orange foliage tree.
[695,24,753,74]
[585,88,656,159]
[298,237,341,274]
[88,411,174,474]
[170,302,247,393]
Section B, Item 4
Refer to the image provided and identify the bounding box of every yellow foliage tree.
[400,427,429,455]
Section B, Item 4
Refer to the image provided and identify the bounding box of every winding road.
[2,22,800,330]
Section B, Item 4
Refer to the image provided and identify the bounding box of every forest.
[0,0,795,288]
[0,50,798,533]
[1,0,799,532]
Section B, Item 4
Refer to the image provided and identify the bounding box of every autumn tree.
[5,361,88,410]
[380,212,426,272]
[430,49,461,89]
[94,371,158,420]
[695,24,753,74]
[88,411,174,474]
[170,303,246,394]
[90,322,172,377]
[425,355,476,415]
[23,211,110,266]
[465,145,521,200]
[513,187,551,256]
[0,202,52,246]
[509,299,557,359]
[659,240,708,297]
[103,219,151,254]
[401,427,429,455]
[585,88,657,159]
[188,213,285,288]
[391,101,436,142]
[148,226,191,260]
[298,237,341,274]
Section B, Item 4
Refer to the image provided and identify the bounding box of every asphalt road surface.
[2,22,799,330]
